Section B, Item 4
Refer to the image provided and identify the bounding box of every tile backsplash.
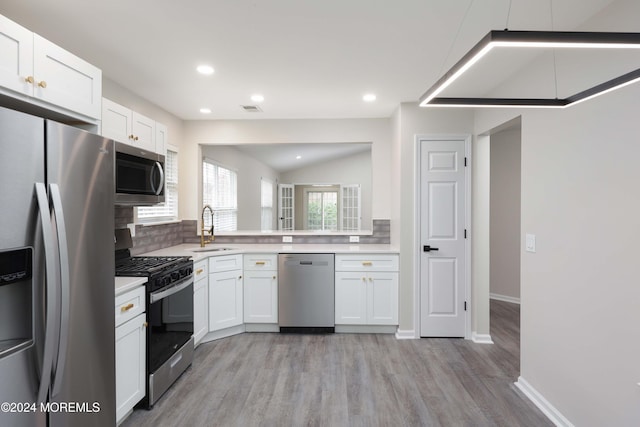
[115,206,390,255]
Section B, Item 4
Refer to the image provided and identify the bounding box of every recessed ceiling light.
[363,94,377,102]
[200,108,211,114]
[296,155,302,160]
[196,65,214,75]
[251,94,264,103]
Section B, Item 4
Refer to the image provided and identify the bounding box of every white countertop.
[140,243,399,260]
[115,276,148,296]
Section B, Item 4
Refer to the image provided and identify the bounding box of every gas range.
[115,252,193,292]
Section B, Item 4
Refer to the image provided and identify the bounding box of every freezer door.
[0,106,46,427]
[46,121,116,427]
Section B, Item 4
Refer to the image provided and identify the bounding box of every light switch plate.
[525,233,536,253]
[349,236,360,243]
[282,236,293,243]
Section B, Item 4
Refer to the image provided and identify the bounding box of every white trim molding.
[395,329,417,340]
[490,293,521,305]
[515,376,575,427]
[471,332,494,344]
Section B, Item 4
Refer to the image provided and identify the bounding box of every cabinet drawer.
[194,260,208,278]
[335,254,399,272]
[209,254,243,272]
[243,254,277,271]
[115,286,145,327]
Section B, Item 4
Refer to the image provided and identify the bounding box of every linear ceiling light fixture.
[419,30,640,108]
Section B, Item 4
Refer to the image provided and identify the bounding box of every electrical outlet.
[349,236,360,243]
[282,236,293,243]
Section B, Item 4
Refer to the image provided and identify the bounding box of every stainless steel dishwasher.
[278,253,335,333]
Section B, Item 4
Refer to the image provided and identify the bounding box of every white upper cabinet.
[0,14,33,97]
[102,98,156,153]
[0,14,102,120]
[155,122,167,156]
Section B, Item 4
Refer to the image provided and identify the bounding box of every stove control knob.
[171,272,180,281]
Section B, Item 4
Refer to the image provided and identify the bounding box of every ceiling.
[1,0,623,120]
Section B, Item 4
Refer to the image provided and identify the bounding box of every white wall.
[201,145,280,230]
[490,126,521,301]
[472,0,640,424]
[182,118,391,226]
[397,103,475,334]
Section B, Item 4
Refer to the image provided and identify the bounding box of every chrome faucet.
[200,204,215,247]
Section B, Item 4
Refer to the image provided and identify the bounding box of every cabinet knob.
[143,322,148,328]
[238,275,242,279]
[38,80,47,88]
[362,277,366,281]
[134,136,139,141]
[369,277,373,282]
[121,303,134,312]
[273,275,276,279]
[129,134,135,140]
[24,76,34,84]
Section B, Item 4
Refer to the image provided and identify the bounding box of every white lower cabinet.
[209,254,244,331]
[193,260,208,346]
[335,255,399,326]
[115,286,146,424]
[243,254,278,324]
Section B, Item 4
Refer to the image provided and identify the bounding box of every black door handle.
[423,245,439,252]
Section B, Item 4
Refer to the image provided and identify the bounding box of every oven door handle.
[150,275,193,303]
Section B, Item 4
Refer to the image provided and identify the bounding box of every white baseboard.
[515,376,574,427]
[395,329,417,340]
[490,292,521,305]
[471,332,494,344]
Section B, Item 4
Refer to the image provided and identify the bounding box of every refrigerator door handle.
[49,184,70,398]
[151,161,164,196]
[34,183,59,404]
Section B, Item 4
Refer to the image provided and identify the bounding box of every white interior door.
[278,184,294,231]
[341,184,361,231]
[420,139,467,337]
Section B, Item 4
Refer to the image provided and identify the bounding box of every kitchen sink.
[189,247,235,253]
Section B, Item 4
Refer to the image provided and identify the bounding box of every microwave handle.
[151,161,164,196]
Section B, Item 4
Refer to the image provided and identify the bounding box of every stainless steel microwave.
[115,142,165,206]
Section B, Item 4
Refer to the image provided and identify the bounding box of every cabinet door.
[155,122,167,156]
[116,313,146,424]
[131,111,155,152]
[102,98,132,143]
[33,34,101,119]
[244,271,277,323]
[193,277,208,346]
[367,272,398,325]
[209,270,243,331]
[335,272,367,324]
[0,15,33,97]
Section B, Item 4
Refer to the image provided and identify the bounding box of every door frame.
[414,134,472,339]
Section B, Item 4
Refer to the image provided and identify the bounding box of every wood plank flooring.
[121,300,551,426]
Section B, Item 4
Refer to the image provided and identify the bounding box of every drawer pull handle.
[196,268,204,275]
[255,261,266,265]
[362,261,373,266]
[121,303,134,312]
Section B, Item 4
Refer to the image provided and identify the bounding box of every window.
[306,191,338,231]
[203,159,237,231]
[137,149,178,221]
[261,178,273,231]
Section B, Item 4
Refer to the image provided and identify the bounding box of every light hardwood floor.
[121,300,551,426]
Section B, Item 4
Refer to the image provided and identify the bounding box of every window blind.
[203,159,237,231]
[137,150,178,221]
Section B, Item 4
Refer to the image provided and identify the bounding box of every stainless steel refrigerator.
[0,106,116,426]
